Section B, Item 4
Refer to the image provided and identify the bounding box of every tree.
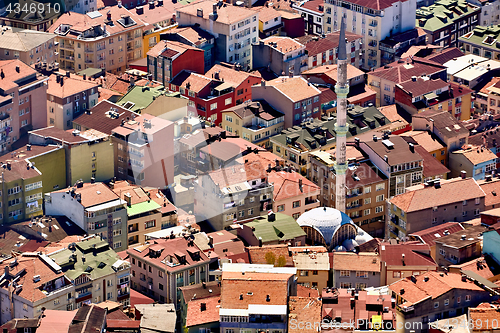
[265,251,276,265]
[277,255,287,267]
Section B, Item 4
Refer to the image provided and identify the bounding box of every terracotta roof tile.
[52,182,119,208]
[147,40,199,58]
[379,243,437,267]
[369,57,445,84]
[414,145,450,178]
[332,252,381,272]
[390,178,485,212]
[254,6,282,22]
[469,304,500,331]
[297,32,362,57]
[265,76,321,102]
[288,297,322,333]
[47,73,99,99]
[247,244,293,266]
[177,0,256,25]
[398,78,449,97]
[186,296,220,327]
[296,285,320,297]
[479,180,500,208]
[401,131,445,152]
[261,36,304,54]
[409,222,464,246]
[303,64,364,82]
[455,147,498,165]
[268,170,320,202]
[205,64,260,88]
[170,70,213,93]
[0,60,44,91]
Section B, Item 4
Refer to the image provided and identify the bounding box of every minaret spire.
[334,18,349,213]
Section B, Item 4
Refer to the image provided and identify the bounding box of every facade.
[408,222,465,260]
[449,147,498,180]
[367,57,447,106]
[219,263,297,333]
[176,0,259,69]
[46,73,99,130]
[147,40,205,87]
[293,0,324,35]
[401,131,447,167]
[292,248,329,291]
[109,180,162,247]
[269,170,321,220]
[379,28,427,67]
[476,77,500,115]
[0,59,49,152]
[111,113,174,189]
[390,271,496,333]
[194,158,274,231]
[48,6,146,73]
[297,32,364,70]
[271,105,390,176]
[416,0,480,47]
[459,25,500,61]
[323,0,417,70]
[434,225,487,267]
[0,1,62,32]
[44,182,128,251]
[389,177,486,238]
[0,28,56,66]
[29,126,114,186]
[252,36,308,76]
[331,252,382,289]
[49,236,131,307]
[126,237,210,307]
[255,6,283,39]
[161,27,216,72]
[395,78,473,121]
[220,100,285,149]
[251,77,322,129]
[359,135,424,197]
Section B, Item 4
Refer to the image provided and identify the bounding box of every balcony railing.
[41,283,73,297]
[85,59,93,63]
[305,198,319,205]
[369,21,378,27]
[85,48,93,53]
[76,290,92,299]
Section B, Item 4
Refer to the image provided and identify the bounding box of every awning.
[214,82,233,92]
[424,92,438,100]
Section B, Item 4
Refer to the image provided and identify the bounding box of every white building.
[323,0,417,69]
[176,0,259,69]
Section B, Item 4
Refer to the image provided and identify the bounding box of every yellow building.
[401,131,448,167]
[0,145,65,224]
[29,127,115,187]
[291,247,330,292]
[221,101,285,149]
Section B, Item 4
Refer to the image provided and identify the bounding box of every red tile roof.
[0,59,42,91]
[409,222,464,246]
[469,304,500,331]
[425,47,465,65]
[479,179,500,208]
[170,70,213,93]
[398,78,449,97]
[186,296,221,327]
[248,244,294,266]
[288,297,322,333]
[52,182,119,208]
[147,40,200,58]
[205,64,261,88]
[369,58,445,84]
[296,285,320,298]
[414,145,450,178]
[297,32,362,57]
[390,178,485,212]
[332,252,381,272]
[379,243,437,267]
[265,76,321,102]
[268,170,320,202]
[47,73,98,99]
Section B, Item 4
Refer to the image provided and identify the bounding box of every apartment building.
[109,180,162,246]
[292,0,324,35]
[292,248,329,291]
[390,271,495,332]
[219,263,297,333]
[0,60,49,152]
[0,1,62,32]
[44,182,128,251]
[297,32,364,70]
[434,225,487,267]
[46,73,99,130]
[111,113,174,189]
[252,77,322,129]
[194,157,274,230]
[271,105,390,176]
[359,135,424,197]
[49,236,131,307]
[0,253,74,325]
[412,110,469,152]
[367,57,447,106]
[252,36,308,76]
[48,6,146,73]
[389,178,485,238]
[0,28,56,66]
[449,147,498,180]
[29,126,114,186]
[147,40,205,87]
[161,27,216,72]
[126,237,210,307]
[176,0,259,69]
[476,77,500,115]
[379,28,427,67]
[401,131,447,167]
[254,6,283,39]
[395,78,473,121]
[323,0,417,70]
[220,100,285,149]
[380,241,439,284]
[416,0,480,47]
[331,252,382,289]
[459,25,500,62]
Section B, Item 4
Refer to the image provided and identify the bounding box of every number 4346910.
[6,2,61,15]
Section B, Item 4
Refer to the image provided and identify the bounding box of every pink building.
[0,60,48,152]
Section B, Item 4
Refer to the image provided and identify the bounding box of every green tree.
[277,255,287,267]
[265,251,276,265]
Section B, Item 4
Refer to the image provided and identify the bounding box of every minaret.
[334,19,349,213]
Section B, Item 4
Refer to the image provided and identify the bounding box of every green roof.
[245,213,306,243]
[117,85,167,113]
[459,24,500,51]
[416,0,479,32]
[49,237,127,281]
[126,200,161,217]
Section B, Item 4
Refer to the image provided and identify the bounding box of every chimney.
[299,179,303,192]
[373,135,378,142]
[56,75,61,83]
[15,66,20,73]
[124,193,132,207]
[261,80,266,87]
[149,0,154,9]
[60,77,64,86]
[107,11,111,21]
[268,213,275,222]
[461,234,466,240]
[411,76,417,82]
[258,237,263,247]
[197,8,203,17]
[90,177,95,184]
[355,137,360,147]
[462,275,467,282]
[409,143,415,153]
[461,170,466,179]
[424,276,429,282]
[200,302,206,311]
[208,235,213,246]
[434,179,441,189]
[266,295,270,302]
[27,144,31,151]
[486,174,493,182]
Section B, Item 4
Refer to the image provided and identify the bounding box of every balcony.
[84,48,94,53]
[96,45,105,51]
[127,35,134,41]
[305,198,319,205]
[346,192,360,198]
[76,290,92,299]
[41,283,73,297]
[369,21,378,27]
[85,59,93,63]
[346,204,362,210]
[368,41,378,48]
[59,43,74,50]
[129,225,139,233]
[65,56,75,61]
[127,45,134,51]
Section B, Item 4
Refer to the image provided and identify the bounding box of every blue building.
[449,147,498,180]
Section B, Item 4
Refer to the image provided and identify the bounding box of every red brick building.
[205,64,261,105]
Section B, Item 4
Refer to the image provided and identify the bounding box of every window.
[210,103,217,110]
[145,220,155,229]
[356,271,368,278]
[364,209,371,216]
[376,194,384,202]
[277,204,285,212]
[376,183,385,191]
[375,206,383,213]
[465,295,471,302]
[340,270,350,277]
[434,302,439,308]
[159,283,163,290]
[444,299,449,306]
[475,198,480,205]
[248,208,254,215]
[457,296,461,303]
[393,271,401,278]
[364,198,371,205]
[292,201,300,208]
[364,186,371,194]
